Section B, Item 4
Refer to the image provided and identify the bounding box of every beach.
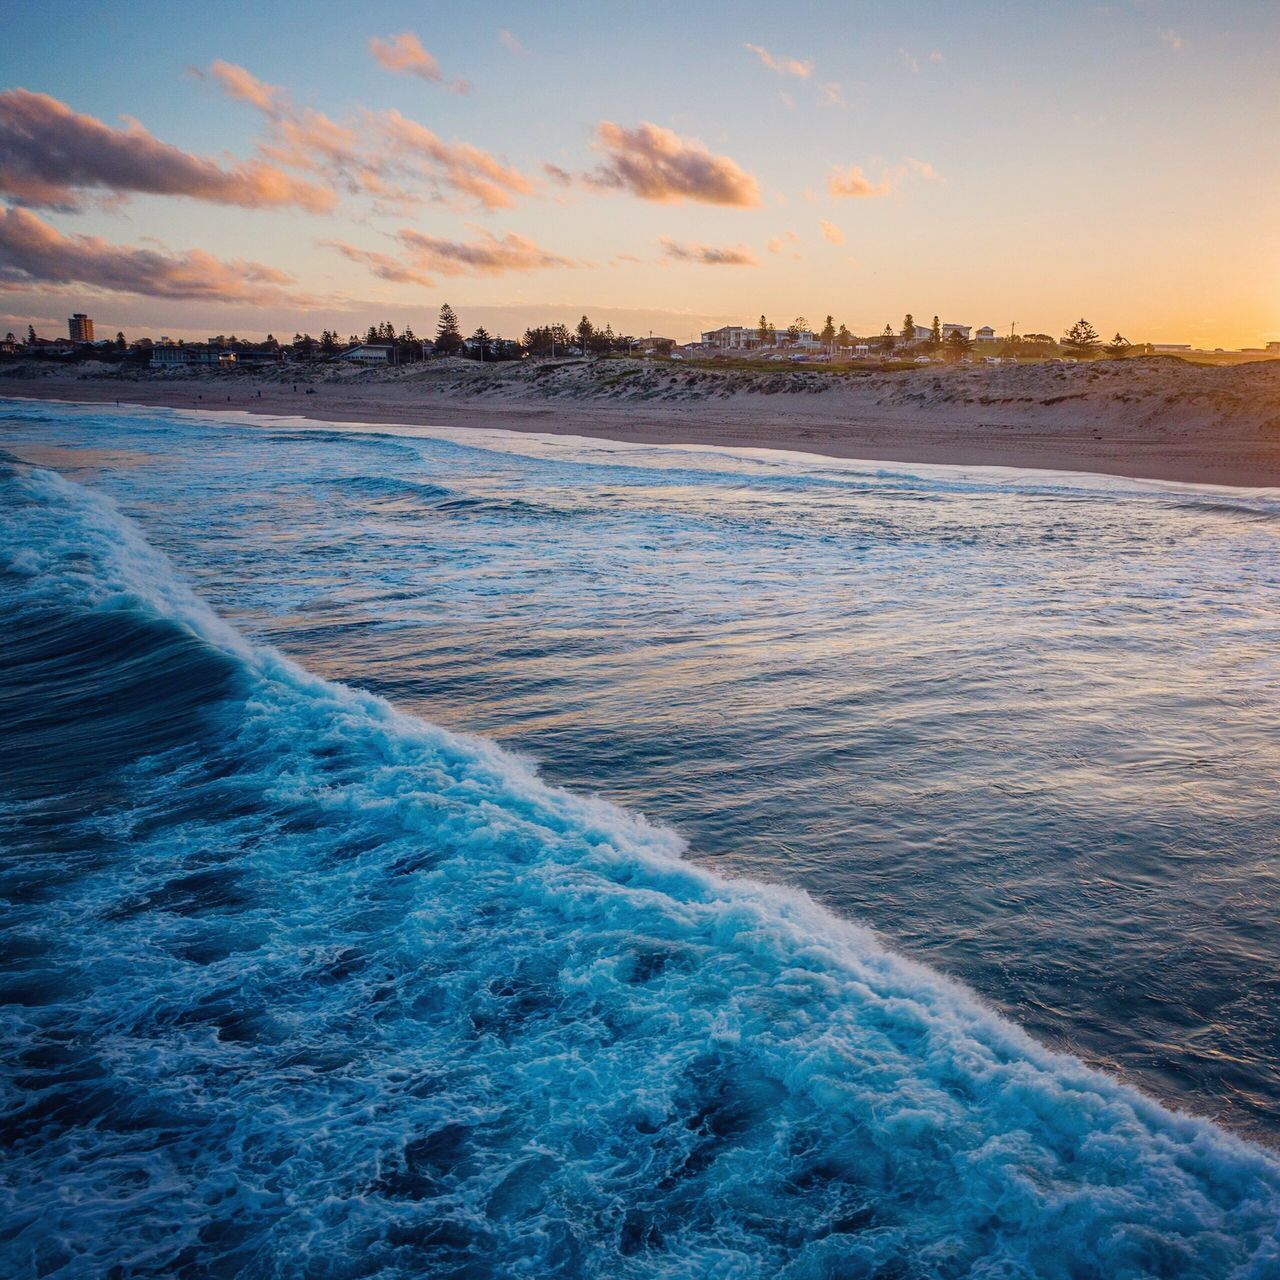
[6,354,1280,488]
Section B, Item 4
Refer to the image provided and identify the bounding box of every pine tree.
[820,315,836,350]
[879,323,896,353]
[902,313,915,342]
[470,327,492,360]
[946,329,974,360]
[931,316,942,347]
[576,315,594,355]
[1063,318,1101,357]
[1104,332,1131,359]
[26,324,36,345]
[757,314,771,347]
[436,304,463,355]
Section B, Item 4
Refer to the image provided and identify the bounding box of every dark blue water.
[2,400,1279,1277]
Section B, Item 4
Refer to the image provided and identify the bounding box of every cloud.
[929,50,946,64]
[827,165,894,199]
[396,228,573,277]
[589,121,760,206]
[819,219,844,244]
[0,88,332,213]
[207,60,285,114]
[767,229,800,256]
[377,110,532,209]
[826,158,940,200]
[543,162,573,187]
[206,64,530,211]
[898,48,920,74]
[323,240,434,288]
[1159,28,1184,52]
[499,30,527,56]
[743,43,813,78]
[819,82,847,108]
[0,205,308,303]
[369,32,469,93]
[659,237,758,266]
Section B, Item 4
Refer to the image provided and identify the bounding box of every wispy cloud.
[827,165,894,199]
[828,157,941,199]
[0,88,332,213]
[898,48,920,74]
[1159,28,1185,52]
[819,82,847,108]
[0,205,309,303]
[368,32,469,93]
[744,43,814,78]
[206,63,530,211]
[588,121,760,206]
[498,30,528,56]
[767,229,800,255]
[322,240,435,288]
[659,237,758,266]
[929,50,946,64]
[819,219,844,244]
[397,227,573,277]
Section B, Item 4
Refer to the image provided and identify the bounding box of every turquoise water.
[2,400,1279,1277]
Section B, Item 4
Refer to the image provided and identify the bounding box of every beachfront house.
[336,342,403,365]
[151,343,236,368]
[700,324,820,351]
[975,326,998,343]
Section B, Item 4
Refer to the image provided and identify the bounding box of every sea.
[2,397,1279,1278]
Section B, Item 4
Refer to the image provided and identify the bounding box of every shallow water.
[2,400,1279,1277]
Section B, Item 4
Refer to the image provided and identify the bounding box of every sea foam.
[1,464,1278,1278]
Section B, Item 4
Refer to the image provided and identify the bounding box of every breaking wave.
[1,464,1278,1278]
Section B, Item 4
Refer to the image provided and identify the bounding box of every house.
[151,343,236,368]
[700,324,820,351]
[941,324,971,340]
[335,342,402,365]
[974,326,998,343]
[853,343,871,357]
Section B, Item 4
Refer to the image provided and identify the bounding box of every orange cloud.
[323,240,435,288]
[827,165,894,199]
[0,205,309,303]
[589,121,760,206]
[394,228,573,278]
[207,64,529,211]
[369,32,469,93]
[660,237,758,266]
[819,219,845,244]
[0,89,332,213]
[744,43,814,78]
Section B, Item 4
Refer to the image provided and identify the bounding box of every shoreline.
[6,357,1280,488]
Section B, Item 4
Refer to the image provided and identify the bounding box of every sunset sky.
[3,0,1278,347]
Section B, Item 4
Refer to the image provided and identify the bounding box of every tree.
[836,323,853,351]
[757,314,771,347]
[946,329,974,360]
[879,323,896,354]
[576,315,594,355]
[469,327,492,360]
[901,313,915,343]
[786,316,807,344]
[1062,318,1101,357]
[435,303,463,355]
[26,325,36,345]
[1104,332,1132,359]
[931,315,942,347]
[115,331,126,349]
[820,314,836,351]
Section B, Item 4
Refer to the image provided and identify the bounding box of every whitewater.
[2,401,1280,1278]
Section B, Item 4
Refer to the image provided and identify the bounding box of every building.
[335,342,402,365]
[151,343,236,368]
[68,313,95,343]
[700,324,820,350]
[974,326,998,343]
[1267,341,1280,354]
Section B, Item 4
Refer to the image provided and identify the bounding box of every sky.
[2,0,1278,347]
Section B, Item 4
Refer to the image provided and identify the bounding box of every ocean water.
[1,399,1279,1278]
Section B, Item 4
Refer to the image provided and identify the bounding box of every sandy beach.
[6,354,1280,487]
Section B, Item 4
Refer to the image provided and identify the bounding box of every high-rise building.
[68,313,94,342]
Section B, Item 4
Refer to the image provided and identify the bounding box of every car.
[913,355,931,364]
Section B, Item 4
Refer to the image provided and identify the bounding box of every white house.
[975,326,999,343]
[701,324,820,350]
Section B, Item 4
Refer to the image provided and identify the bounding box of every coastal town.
[8,307,1279,374]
